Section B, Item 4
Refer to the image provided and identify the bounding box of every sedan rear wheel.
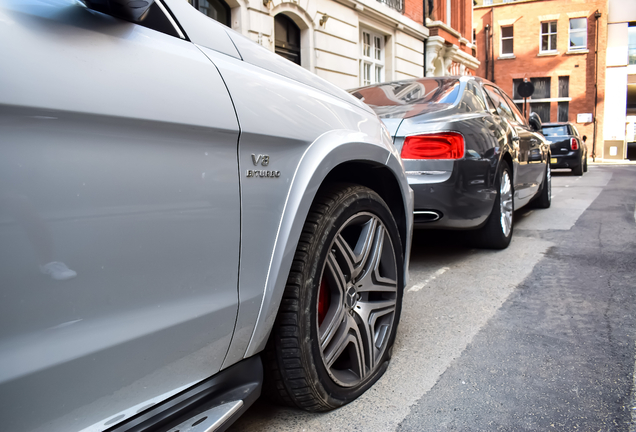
[473,161,513,249]
[264,184,404,411]
[533,162,551,209]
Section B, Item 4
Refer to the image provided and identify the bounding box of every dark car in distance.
[541,122,588,175]
[350,76,552,250]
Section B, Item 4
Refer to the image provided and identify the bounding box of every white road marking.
[408,267,450,292]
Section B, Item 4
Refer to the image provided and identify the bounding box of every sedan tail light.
[401,132,464,160]
[571,137,579,150]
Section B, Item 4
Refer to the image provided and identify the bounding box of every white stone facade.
[424,33,479,76]
[223,0,429,89]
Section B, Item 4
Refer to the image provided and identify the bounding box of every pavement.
[228,165,636,432]
[588,159,636,165]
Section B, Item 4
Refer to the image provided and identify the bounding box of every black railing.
[377,0,404,14]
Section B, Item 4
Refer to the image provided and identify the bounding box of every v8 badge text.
[247,154,280,178]
[251,154,269,166]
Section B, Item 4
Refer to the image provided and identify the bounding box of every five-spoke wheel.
[264,184,404,411]
[318,212,398,387]
[473,161,514,249]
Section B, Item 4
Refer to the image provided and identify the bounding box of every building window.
[376,0,404,13]
[628,23,636,65]
[361,30,384,86]
[512,78,523,99]
[188,0,231,27]
[557,76,569,122]
[274,14,301,65]
[558,102,569,122]
[531,77,551,98]
[501,26,514,56]
[483,0,492,5]
[558,76,569,98]
[569,18,587,51]
[541,21,557,52]
[522,77,550,122]
[531,103,551,123]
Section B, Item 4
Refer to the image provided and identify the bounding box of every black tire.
[572,159,583,176]
[263,184,404,412]
[472,161,514,249]
[534,162,551,209]
[583,156,588,172]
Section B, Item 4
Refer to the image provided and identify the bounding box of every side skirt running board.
[106,356,262,432]
[166,400,243,432]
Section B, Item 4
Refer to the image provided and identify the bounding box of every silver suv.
[0,1,413,431]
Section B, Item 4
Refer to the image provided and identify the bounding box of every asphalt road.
[229,165,636,432]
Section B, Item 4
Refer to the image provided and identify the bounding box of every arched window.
[188,0,230,27]
[274,14,301,65]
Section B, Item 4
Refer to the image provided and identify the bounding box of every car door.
[0,2,240,432]
[482,84,536,205]
[497,88,546,199]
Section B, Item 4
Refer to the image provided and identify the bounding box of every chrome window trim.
[156,0,186,40]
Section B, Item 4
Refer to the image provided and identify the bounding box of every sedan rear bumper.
[407,160,497,230]
[550,152,582,169]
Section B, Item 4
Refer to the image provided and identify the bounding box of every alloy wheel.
[317,212,398,387]
[499,171,513,237]
[546,164,551,203]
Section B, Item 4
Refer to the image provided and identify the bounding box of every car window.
[541,125,569,136]
[460,82,487,112]
[570,124,579,136]
[137,2,182,38]
[481,88,497,113]
[497,89,527,126]
[483,85,515,122]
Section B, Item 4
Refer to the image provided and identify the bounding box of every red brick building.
[404,0,480,76]
[474,0,608,158]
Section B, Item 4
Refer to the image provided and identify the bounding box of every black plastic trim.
[106,356,262,432]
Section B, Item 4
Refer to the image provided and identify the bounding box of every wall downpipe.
[593,9,601,161]
[423,0,428,76]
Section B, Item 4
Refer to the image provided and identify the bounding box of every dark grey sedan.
[351,76,551,249]
[541,122,588,175]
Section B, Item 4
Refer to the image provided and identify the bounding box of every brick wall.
[405,0,423,24]
[474,0,608,158]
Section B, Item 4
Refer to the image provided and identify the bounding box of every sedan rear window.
[542,125,570,136]
[350,79,460,119]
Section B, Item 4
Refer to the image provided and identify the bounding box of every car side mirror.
[82,0,155,22]
[582,135,588,142]
[528,112,542,132]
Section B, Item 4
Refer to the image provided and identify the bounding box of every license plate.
[550,158,557,164]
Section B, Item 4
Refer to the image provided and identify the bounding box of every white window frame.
[500,25,514,57]
[540,20,557,53]
[360,29,384,86]
[568,18,587,51]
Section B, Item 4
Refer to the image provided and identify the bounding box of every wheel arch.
[320,161,409,262]
[502,151,514,174]
[239,138,412,360]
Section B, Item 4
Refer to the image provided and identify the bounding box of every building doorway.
[274,14,301,65]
